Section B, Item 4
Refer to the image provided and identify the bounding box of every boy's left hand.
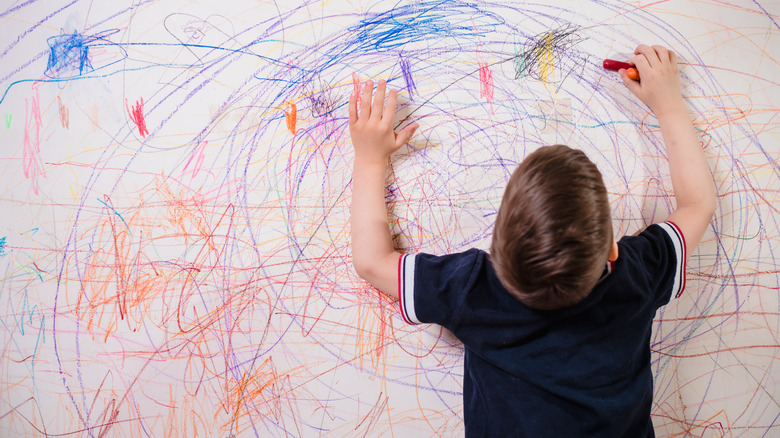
[348,79,418,163]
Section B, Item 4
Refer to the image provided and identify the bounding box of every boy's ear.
[608,241,619,262]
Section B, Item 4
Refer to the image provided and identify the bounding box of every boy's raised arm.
[621,45,717,259]
[349,79,418,298]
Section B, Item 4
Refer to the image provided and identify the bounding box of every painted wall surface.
[1,1,778,436]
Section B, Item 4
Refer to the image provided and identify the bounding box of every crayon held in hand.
[603,59,639,81]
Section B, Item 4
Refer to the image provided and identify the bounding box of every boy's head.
[490,145,614,310]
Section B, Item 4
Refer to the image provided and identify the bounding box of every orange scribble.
[285,101,297,134]
[221,357,306,436]
[57,95,69,129]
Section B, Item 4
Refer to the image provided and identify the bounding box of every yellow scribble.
[539,32,555,97]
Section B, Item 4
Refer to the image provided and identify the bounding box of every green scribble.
[514,36,527,81]
[4,113,10,129]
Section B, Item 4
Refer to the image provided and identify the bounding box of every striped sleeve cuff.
[657,221,687,299]
[398,254,421,324]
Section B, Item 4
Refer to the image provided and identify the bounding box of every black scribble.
[514,23,587,84]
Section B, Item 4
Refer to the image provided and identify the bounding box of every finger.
[635,44,659,67]
[394,123,419,150]
[383,88,398,126]
[348,88,358,125]
[630,52,652,76]
[668,50,678,70]
[371,79,386,120]
[360,80,373,118]
[619,69,641,94]
[651,45,669,66]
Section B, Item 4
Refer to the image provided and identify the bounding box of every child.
[349,45,716,436]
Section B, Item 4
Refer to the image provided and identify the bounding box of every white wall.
[0,1,777,436]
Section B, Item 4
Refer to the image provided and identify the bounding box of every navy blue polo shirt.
[398,222,686,437]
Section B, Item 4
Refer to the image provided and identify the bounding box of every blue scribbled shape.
[45,30,94,78]
[1,29,125,105]
[0,236,5,256]
[348,0,503,52]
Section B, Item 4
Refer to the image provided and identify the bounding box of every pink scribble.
[23,89,45,195]
[479,63,494,102]
[126,98,149,137]
[182,141,207,180]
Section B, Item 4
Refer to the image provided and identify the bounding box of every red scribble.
[23,89,46,195]
[479,62,493,102]
[284,101,297,134]
[126,98,149,137]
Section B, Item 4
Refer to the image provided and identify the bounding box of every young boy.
[349,44,716,436]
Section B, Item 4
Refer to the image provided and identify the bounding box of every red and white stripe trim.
[397,254,420,324]
[658,221,687,298]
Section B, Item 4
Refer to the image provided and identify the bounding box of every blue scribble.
[0,236,5,256]
[348,0,503,52]
[399,54,416,101]
[44,28,125,79]
[45,30,93,78]
[97,197,132,236]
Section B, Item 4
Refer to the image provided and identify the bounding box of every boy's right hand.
[621,45,685,118]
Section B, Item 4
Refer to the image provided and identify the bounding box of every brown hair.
[490,145,613,310]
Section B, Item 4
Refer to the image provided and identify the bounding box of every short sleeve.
[632,221,687,302]
[398,249,484,326]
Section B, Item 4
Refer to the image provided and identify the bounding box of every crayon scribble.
[22,89,44,195]
[285,101,297,134]
[126,98,149,137]
[399,54,417,101]
[57,96,68,129]
[45,30,93,78]
[479,62,494,102]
